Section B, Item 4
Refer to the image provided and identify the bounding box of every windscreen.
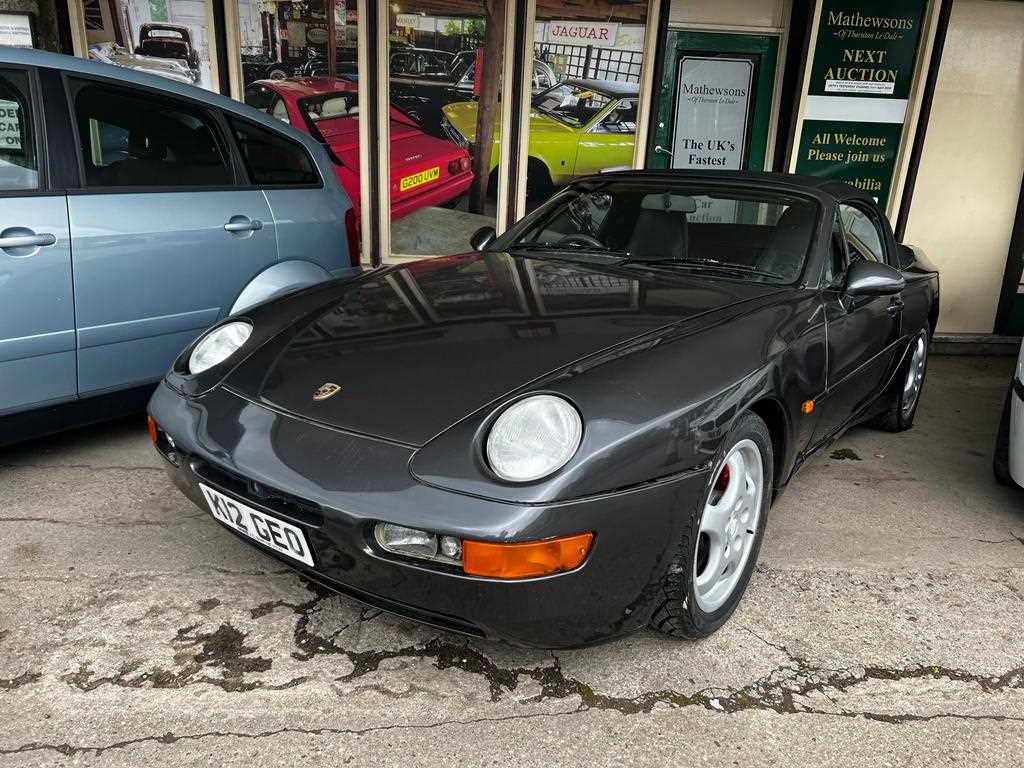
[497,182,819,284]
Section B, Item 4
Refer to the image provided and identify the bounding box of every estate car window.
[70,79,231,188]
[229,118,320,186]
[840,203,886,263]
[0,69,38,191]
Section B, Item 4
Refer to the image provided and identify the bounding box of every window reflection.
[388,2,506,258]
[524,3,648,210]
[83,0,217,89]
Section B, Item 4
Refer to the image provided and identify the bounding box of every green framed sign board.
[651,31,779,173]
[794,0,928,209]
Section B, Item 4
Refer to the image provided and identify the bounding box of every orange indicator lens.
[462,532,594,579]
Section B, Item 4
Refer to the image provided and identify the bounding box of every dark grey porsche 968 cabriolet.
[148,170,938,648]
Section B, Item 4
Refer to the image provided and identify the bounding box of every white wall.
[902,0,1024,334]
[668,0,787,30]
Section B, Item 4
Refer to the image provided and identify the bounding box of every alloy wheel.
[694,439,764,612]
[901,334,927,419]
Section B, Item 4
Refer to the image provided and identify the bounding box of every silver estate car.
[0,48,359,446]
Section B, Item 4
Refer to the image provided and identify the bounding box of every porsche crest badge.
[313,382,342,401]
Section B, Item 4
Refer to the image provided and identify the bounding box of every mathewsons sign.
[793,0,927,209]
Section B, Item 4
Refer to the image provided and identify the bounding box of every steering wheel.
[557,233,605,249]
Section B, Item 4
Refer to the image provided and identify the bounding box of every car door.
[573,99,637,177]
[64,75,279,396]
[226,116,352,275]
[812,204,902,443]
[0,65,76,415]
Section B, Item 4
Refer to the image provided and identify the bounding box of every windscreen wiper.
[501,243,629,263]
[624,256,783,280]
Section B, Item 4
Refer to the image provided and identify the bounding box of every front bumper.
[148,382,709,648]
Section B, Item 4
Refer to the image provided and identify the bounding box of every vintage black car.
[148,171,939,648]
[135,24,200,82]
[389,51,558,136]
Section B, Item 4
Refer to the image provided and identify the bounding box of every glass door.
[650,31,779,173]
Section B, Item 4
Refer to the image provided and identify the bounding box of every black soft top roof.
[585,169,877,206]
[562,78,640,99]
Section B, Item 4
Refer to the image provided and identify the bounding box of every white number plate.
[199,484,314,566]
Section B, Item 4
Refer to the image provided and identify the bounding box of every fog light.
[440,535,462,560]
[375,523,437,559]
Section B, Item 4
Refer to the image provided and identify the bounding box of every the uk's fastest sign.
[670,56,753,171]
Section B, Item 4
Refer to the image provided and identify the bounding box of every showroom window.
[69,79,232,188]
[229,118,320,187]
[0,69,39,191]
[226,0,658,263]
[78,0,220,91]
[387,1,508,258]
[523,1,649,213]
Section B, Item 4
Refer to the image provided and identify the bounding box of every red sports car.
[244,77,473,220]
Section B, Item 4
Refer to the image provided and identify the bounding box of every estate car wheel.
[873,327,929,432]
[650,411,773,639]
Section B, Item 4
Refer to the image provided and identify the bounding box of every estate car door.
[0,66,76,416]
[65,76,279,396]
[812,205,902,444]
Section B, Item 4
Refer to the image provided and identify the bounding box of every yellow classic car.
[440,78,638,198]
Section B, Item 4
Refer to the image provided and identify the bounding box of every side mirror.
[844,259,906,297]
[470,226,496,252]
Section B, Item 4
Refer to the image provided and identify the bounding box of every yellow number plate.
[400,166,440,192]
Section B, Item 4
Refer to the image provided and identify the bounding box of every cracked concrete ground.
[2,355,1023,766]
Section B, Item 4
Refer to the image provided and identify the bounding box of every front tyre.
[873,327,929,432]
[650,411,773,639]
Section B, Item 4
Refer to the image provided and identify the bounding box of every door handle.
[0,232,57,250]
[654,145,673,158]
[887,297,905,316]
[223,218,263,233]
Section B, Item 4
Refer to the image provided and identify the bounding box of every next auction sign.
[671,56,753,171]
[794,0,927,208]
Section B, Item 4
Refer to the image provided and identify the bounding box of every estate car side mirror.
[844,259,906,297]
[470,226,496,251]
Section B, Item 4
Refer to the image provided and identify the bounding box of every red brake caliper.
[714,463,730,492]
